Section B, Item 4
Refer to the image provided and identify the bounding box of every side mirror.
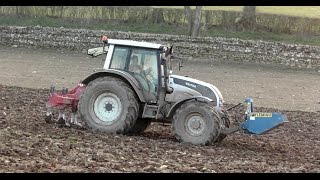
[160,53,165,60]
[169,45,173,54]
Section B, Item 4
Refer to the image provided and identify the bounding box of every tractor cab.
[97,36,173,104]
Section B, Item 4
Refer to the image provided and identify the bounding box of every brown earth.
[0,46,320,172]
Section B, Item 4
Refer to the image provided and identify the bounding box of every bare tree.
[236,6,256,30]
[192,6,202,36]
[243,6,256,29]
[15,6,22,16]
[184,6,203,37]
[184,6,193,35]
[151,8,164,24]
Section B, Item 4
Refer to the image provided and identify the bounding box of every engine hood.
[170,74,224,106]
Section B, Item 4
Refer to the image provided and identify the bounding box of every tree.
[184,6,203,37]
[235,6,256,30]
[151,8,164,24]
[243,6,256,29]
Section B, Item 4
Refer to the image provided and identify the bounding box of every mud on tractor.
[45,36,288,145]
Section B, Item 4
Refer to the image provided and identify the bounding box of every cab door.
[109,45,160,103]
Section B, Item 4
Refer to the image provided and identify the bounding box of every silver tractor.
[45,36,287,146]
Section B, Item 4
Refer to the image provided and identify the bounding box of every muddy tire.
[172,101,221,146]
[214,108,231,143]
[78,77,139,134]
[127,118,152,135]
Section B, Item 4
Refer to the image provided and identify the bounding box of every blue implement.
[241,112,288,135]
[219,97,288,135]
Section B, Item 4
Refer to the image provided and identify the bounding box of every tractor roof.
[108,39,163,49]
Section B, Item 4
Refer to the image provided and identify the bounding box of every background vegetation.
[0,6,319,46]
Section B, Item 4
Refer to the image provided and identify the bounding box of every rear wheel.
[79,77,139,134]
[172,101,221,146]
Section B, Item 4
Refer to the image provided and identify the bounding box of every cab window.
[109,46,129,70]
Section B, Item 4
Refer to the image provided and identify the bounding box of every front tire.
[214,108,230,143]
[78,77,139,134]
[172,101,221,146]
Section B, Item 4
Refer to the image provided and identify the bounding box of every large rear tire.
[78,77,139,134]
[172,101,221,146]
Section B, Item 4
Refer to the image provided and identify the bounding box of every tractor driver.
[129,55,143,74]
[143,57,158,86]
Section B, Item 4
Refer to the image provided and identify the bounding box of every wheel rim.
[185,113,206,136]
[93,92,122,124]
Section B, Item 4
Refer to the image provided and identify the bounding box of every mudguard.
[166,96,215,118]
[81,69,146,102]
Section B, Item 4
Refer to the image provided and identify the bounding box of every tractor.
[45,36,288,145]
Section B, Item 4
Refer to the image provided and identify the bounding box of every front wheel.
[172,101,221,146]
[214,108,231,143]
[78,77,139,134]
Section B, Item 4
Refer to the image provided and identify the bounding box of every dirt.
[0,46,320,172]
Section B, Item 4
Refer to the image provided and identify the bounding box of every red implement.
[45,83,86,125]
[46,83,86,110]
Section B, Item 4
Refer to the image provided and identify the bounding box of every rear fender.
[166,96,215,118]
[81,69,146,102]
